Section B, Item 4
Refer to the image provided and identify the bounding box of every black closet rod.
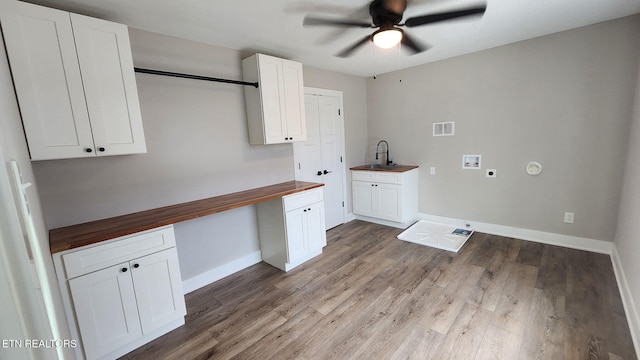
[134,67,259,88]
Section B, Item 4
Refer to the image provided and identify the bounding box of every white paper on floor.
[397,220,474,252]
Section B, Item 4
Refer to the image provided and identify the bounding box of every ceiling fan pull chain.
[373,46,377,79]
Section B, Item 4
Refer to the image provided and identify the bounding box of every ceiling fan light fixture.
[373,28,402,49]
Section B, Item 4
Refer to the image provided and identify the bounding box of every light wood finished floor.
[121,220,636,360]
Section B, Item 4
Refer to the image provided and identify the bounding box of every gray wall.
[367,15,640,242]
[614,46,640,344]
[31,29,367,280]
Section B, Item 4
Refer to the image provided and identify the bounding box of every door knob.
[323,170,332,175]
[98,147,106,152]
[84,148,93,153]
[317,171,323,176]
[121,267,128,273]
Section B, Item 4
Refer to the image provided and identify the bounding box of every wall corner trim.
[611,245,640,357]
[345,212,357,223]
[416,213,613,254]
[182,250,262,294]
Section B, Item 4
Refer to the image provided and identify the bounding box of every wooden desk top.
[49,180,324,253]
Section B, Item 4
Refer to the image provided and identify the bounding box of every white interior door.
[294,94,323,181]
[317,95,344,229]
[293,88,346,230]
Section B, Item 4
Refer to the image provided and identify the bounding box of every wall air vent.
[433,121,454,136]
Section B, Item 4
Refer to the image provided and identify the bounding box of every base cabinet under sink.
[352,181,403,221]
[351,168,419,228]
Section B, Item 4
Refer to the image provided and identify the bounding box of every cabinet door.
[257,55,287,144]
[377,183,402,222]
[69,263,142,359]
[71,14,147,156]
[130,249,186,334]
[0,1,94,160]
[352,181,375,217]
[281,59,306,141]
[305,202,327,248]
[285,207,308,263]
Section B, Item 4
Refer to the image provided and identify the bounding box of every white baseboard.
[345,212,356,223]
[610,245,640,356]
[417,213,612,254]
[182,250,262,294]
[352,214,416,229]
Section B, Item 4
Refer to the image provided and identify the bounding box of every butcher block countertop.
[49,180,324,253]
[350,164,419,172]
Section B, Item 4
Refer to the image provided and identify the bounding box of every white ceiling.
[25,0,640,77]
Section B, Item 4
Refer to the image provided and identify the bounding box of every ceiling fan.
[303,0,487,57]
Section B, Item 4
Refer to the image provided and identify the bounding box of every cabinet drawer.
[62,226,176,279]
[284,187,323,211]
[352,170,402,184]
[351,171,376,182]
[376,172,403,184]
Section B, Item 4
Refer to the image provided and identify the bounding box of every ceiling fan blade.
[303,16,373,28]
[401,32,428,54]
[404,5,486,27]
[336,34,372,57]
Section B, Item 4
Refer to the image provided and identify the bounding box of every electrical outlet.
[430,167,436,175]
[486,169,497,178]
[564,212,574,224]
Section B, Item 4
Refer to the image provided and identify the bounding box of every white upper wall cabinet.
[0,1,146,160]
[242,53,307,145]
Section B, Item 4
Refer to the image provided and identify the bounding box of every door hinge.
[340,156,343,163]
[338,109,341,116]
[342,201,344,207]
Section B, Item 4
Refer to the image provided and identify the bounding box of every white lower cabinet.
[69,262,143,358]
[53,225,186,360]
[352,168,419,228]
[285,201,326,263]
[257,187,326,271]
[353,181,402,221]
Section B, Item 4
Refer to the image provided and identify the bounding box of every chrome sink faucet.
[375,140,392,165]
